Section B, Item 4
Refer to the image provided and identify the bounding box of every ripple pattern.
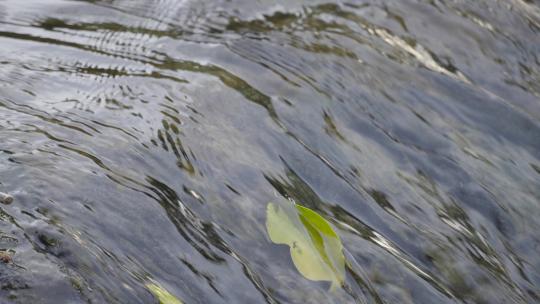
[0,0,539,303]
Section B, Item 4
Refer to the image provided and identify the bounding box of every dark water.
[0,0,539,303]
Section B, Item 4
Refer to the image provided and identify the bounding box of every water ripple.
[0,0,539,303]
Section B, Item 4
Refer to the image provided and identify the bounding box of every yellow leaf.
[146,282,183,304]
[266,202,345,289]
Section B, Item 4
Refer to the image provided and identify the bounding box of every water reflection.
[0,0,539,303]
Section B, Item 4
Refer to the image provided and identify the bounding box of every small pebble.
[0,252,12,264]
[0,192,13,204]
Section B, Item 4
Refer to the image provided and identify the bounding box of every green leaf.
[266,202,345,289]
[146,282,183,304]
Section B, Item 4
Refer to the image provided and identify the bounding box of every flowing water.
[0,0,539,303]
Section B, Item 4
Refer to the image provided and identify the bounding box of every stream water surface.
[0,0,540,303]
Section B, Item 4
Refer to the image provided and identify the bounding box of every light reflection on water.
[0,0,539,303]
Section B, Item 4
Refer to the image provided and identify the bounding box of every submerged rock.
[0,192,13,205]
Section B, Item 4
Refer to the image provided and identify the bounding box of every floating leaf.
[146,282,183,304]
[266,202,345,289]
